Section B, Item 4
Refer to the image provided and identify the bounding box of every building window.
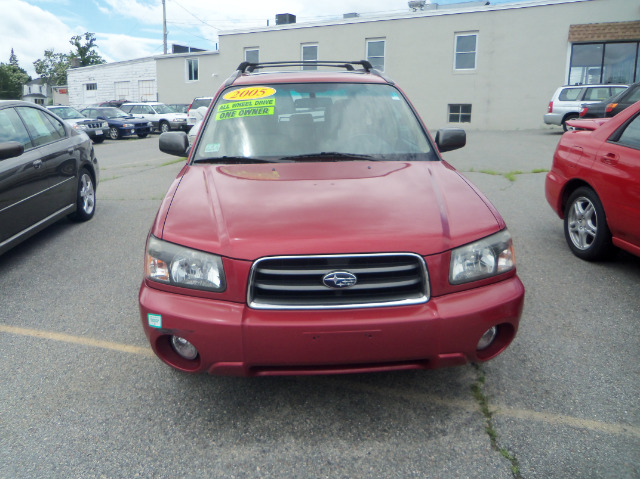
[138,80,156,102]
[569,42,640,85]
[454,33,477,70]
[245,48,259,64]
[85,83,97,91]
[301,44,318,70]
[114,81,130,100]
[366,39,385,71]
[448,104,472,123]
[186,59,199,81]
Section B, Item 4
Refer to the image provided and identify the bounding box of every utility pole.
[162,0,168,54]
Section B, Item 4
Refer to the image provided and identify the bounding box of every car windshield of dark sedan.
[53,107,85,120]
[102,108,131,119]
[192,83,434,162]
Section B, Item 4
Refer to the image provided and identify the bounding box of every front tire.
[137,133,148,138]
[109,127,120,140]
[69,168,96,222]
[93,136,105,144]
[160,121,170,133]
[564,186,612,260]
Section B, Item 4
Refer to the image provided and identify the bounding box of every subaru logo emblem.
[323,271,357,289]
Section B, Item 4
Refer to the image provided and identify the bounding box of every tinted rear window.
[558,88,582,101]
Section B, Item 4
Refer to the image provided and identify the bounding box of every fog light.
[477,326,498,350]
[170,336,198,360]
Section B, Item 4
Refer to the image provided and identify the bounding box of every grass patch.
[159,157,187,167]
[472,364,522,478]
[464,168,549,182]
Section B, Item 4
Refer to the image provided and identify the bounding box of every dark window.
[187,59,199,81]
[455,34,477,70]
[302,44,318,70]
[367,39,385,71]
[449,104,472,123]
[628,88,640,103]
[0,107,33,148]
[569,42,640,85]
[245,49,259,64]
[559,88,582,101]
[16,107,65,147]
[85,83,97,91]
[583,87,616,101]
[616,114,640,150]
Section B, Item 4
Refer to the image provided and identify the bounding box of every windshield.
[52,107,84,119]
[192,83,434,162]
[103,108,131,119]
[153,104,176,114]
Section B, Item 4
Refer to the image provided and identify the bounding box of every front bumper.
[139,276,524,376]
[86,127,109,139]
[120,125,152,137]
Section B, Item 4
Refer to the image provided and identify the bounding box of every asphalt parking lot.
[1,129,638,478]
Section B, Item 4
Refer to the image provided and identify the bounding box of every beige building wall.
[212,0,639,130]
[155,51,221,104]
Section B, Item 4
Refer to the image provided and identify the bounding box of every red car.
[139,61,524,376]
[546,101,640,260]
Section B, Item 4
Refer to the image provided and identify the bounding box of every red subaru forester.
[139,61,524,376]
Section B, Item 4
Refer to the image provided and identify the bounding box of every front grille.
[248,253,429,309]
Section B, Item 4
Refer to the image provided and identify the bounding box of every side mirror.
[159,131,189,157]
[435,128,466,153]
[0,141,25,160]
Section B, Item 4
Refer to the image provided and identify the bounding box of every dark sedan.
[0,101,99,255]
[580,81,640,119]
[80,107,153,140]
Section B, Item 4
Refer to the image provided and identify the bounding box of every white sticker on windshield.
[204,143,221,153]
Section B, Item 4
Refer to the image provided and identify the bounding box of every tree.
[33,49,69,86]
[33,32,106,86]
[0,49,31,99]
[68,32,106,67]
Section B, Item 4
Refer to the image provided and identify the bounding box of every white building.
[67,56,157,107]
[67,0,640,130]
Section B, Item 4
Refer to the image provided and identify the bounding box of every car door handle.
[32,159,43,169]
[600,152,619,165]
[67,147,74,155]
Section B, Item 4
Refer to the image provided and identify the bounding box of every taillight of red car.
[548,101,553,113]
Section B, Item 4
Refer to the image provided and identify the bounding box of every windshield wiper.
[280,152,377,161]
[193,156,292,164]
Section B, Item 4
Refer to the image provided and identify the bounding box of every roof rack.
[224,60,394,86]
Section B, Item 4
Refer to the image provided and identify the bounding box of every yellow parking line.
[0,324,154,357]
[324,379,640,439]
[2,323,639,439]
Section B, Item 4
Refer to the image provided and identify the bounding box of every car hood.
[64,118,101,126]
[160,161,502,260]
[108,117,149,125]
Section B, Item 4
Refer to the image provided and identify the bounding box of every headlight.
[148,122,153,127]
[145,236,226,292]
[102,122,109,128]
[122,123,131,127]
[449,229,515,285]
[74,124,88,130]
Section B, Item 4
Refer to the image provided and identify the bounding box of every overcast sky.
[1,0,508,78]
